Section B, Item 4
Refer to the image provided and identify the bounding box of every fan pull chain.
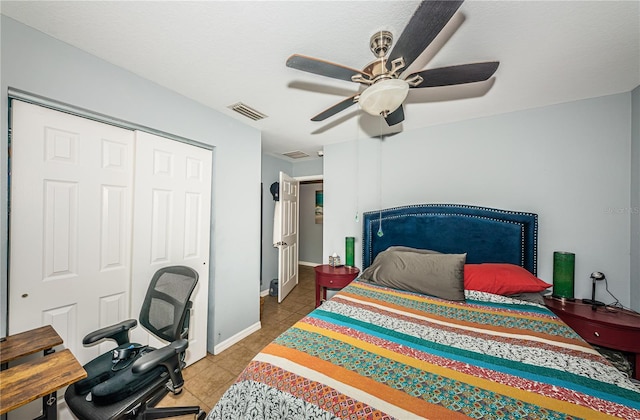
[355,122,360,223]
[377,122,384,237]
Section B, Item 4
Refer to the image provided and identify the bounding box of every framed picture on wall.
[315,190,323,224]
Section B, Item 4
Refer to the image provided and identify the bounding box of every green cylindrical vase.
[345,237,355,267]
[552,251,575,300]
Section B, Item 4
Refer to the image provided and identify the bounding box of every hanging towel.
[273,201,281,247]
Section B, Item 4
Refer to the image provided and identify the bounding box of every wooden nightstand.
[314,264,360,308]
[544,297,640,379]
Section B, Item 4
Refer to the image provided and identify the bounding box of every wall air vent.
[228,102,267,121]
[282,150,309,159]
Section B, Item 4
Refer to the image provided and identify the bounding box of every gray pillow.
[507,292,546,305]
[361,249,466,301]
[385,246,441,254]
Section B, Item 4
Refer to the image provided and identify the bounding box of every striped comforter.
[208,281,640,419]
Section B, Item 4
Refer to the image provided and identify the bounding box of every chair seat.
[74,343,149,395]
[65,371,170,420]
[68,343,168,408]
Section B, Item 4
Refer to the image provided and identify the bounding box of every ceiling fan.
[286,0,499,126]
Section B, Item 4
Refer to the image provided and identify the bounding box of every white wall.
[630,86,640,311]
[0,16,262,350]
[324,92,635,308]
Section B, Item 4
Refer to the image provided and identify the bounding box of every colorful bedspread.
[208,281,640,419]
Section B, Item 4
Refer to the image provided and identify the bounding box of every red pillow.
[464,263,551,295]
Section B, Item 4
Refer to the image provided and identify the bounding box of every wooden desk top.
[0,349,87,414]
[0,325,63,364]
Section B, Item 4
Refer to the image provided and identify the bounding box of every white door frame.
[295,175,323,183]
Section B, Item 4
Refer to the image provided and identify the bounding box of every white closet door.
[9,101,135,364]
[9,101,135,420]
[130,131,212,365]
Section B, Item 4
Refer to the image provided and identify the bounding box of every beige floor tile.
[186,365,238,404]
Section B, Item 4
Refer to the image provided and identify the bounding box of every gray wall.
[1,16,262,350]
[324,92,637,309]
[299,183,324,265]
[631,86,640,311]
[292,158,323,178]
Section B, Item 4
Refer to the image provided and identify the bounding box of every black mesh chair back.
[140,266,198,343]
[65,265,205,420]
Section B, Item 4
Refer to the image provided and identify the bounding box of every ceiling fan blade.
[387,0,464,71]
[311,94,358,121]
[408,62,499,88]
[385,105,405,126]
[287,54,371,83]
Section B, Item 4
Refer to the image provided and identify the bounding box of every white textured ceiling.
[1,1,639,161]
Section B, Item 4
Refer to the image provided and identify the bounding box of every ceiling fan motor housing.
[370,31,393,58]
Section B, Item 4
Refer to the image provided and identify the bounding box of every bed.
[209,204,640,419]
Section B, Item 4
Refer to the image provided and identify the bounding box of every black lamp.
[582,271,606,310]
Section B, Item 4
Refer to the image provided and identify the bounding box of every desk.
[0,325,86,419]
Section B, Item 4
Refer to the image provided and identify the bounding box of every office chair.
[65,266,207,420]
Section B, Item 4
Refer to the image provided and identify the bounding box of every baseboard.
[260,289,269,297]
[213,321,261,355]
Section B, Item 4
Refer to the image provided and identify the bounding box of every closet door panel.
[9,101,135,369]
[131,131,211,365]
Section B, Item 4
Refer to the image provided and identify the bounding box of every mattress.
[208,280,640,419]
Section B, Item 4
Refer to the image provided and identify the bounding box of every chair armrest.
[82,319,138,346]
[132,339,189,392]
[132,339,188,374]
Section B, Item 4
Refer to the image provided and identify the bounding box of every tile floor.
[157,265,317,417]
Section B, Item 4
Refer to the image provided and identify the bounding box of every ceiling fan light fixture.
[359,79,409,117]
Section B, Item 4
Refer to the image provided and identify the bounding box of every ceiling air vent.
[228,102,267,121]
[282,150,309,159]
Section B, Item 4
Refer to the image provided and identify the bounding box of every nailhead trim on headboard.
[362,204,538,275]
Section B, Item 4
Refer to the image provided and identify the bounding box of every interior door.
[277,171,299,302]
[8,101,134,418]
[130,131,212,365]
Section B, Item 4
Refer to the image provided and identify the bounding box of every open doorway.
[298,179,324,267]
[260,167,323,300]
[261,176,323,320]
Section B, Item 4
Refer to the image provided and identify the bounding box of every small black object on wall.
[270,182,279,201]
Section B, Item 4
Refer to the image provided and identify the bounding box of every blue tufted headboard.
[362,204,538,275]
